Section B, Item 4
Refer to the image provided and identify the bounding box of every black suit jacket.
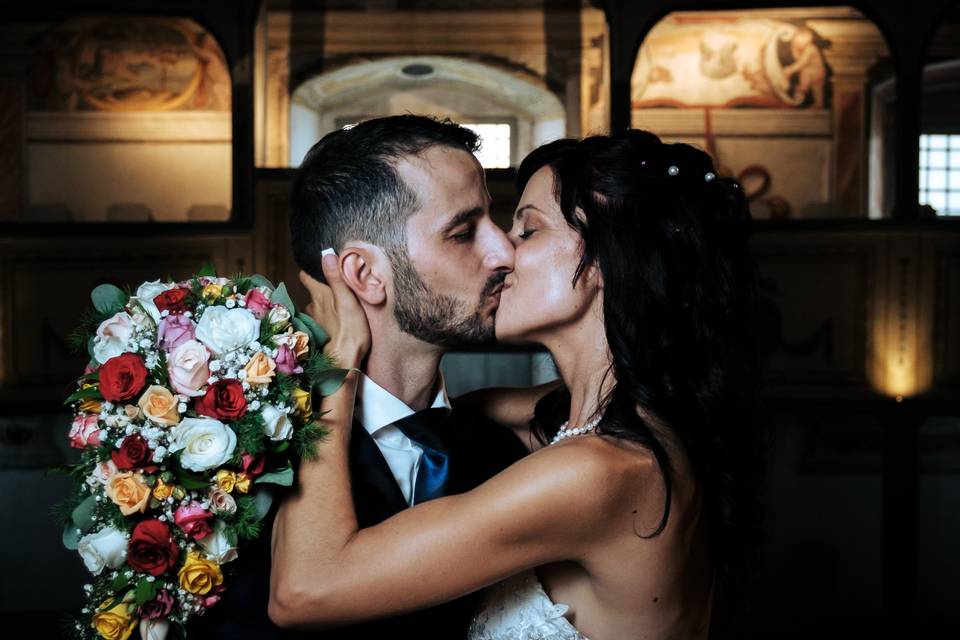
[191,400,527,639]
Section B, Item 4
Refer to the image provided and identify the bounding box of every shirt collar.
[355,371,452,436]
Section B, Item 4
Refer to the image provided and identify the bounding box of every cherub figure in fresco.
[782,26,827,108]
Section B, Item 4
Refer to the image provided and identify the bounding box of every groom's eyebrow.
[441,206,484,233]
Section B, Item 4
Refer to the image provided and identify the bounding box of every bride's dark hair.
[519,129,764,638]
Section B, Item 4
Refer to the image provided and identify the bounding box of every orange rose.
[243,352,276,385]
[106,471,151,515]
[137,385,180,426]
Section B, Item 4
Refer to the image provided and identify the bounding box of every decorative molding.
[631,108,832,137]
[26,111,232,142]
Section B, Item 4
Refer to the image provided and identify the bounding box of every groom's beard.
[389,249,505,347]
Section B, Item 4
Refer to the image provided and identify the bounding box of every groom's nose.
[480,221,515,273]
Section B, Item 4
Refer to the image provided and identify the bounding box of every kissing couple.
[195,115,763,640]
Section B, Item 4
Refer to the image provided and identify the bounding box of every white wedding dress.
[468,569,588,640]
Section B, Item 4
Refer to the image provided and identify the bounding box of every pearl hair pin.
[667,165,679,176]
[550,414,604,444]
[705,172,716,182]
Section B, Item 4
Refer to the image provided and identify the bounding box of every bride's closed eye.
[518,228,537,240]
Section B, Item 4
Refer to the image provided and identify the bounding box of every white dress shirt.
[354,372,452,505]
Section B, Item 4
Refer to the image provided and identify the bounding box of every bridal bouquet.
[54,265,344,640]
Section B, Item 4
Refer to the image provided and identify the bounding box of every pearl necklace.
[550,414,603,445]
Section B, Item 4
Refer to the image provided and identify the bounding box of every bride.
[268,129,763,639]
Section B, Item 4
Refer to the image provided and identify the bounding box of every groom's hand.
[299,253,369,368]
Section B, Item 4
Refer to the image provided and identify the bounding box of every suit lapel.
[350,420,408,523]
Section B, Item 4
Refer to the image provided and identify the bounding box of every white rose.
[195,306,259,356]
[132,280,175,325]
[77,526,128,575]
[90,460,119,486]
[169,417,237,472]
[139,618,170,640]
[167,340,211,397]
[267,305,291,329]
[261,403,292,441]
[197,520,238,564]
[93,312,135,364]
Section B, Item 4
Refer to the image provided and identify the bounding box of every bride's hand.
[298,253,370,369]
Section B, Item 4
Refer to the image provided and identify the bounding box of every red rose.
[111,434,157,472]
[241,452,265,478]
[99,353,148,403]
[127,519,179,576]
[154,287,192,315]
[194,379,247,420]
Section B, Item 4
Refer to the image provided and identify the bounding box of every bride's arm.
[268,257,623,631]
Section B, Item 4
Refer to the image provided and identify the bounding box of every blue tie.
[393,408,451,505]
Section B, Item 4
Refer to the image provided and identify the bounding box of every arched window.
[288,56,565,169]
[920,5,960,216]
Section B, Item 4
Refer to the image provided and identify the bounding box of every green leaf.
[295,312,329,348]
[86,336,97,360]
[64,386,103,405]
[71,494,97,533]
[255,466,293,487]
[251,487,274,522]
[135,577,159,605]
[112,571,131,592]
[197,262,217,278]
[313,368,349,396]
[249,274,276,291]
[91,284,128,315]
[62,522,80,550]
[271,282,296,316]
[176,470,214,491]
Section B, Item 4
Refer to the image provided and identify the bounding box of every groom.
[193,115,526,638]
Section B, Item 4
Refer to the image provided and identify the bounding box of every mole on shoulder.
[653,597,659,603]
[631,509,637,514]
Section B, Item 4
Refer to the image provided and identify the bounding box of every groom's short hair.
[289,115,480,281]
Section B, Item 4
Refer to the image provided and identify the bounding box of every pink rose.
[167,340,210,397]
[69,414,101,449]
[174,501,215,540]
[202,593,222,608]
[157,315,197,353]
[84,362,99,375]
[137,589,174,620]
[273,344,303,375]
[244,288,272,319]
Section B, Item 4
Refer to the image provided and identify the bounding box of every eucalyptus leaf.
[271,282,296,316]
[295,312,329,348]
[71,494,97,533]
[87,337,96,361]
[313,368,349,396]
[249,274,276,291]
[252,487,275,522]
[255,467,293,487]
[62,522,80,550]
[91,284,127,315]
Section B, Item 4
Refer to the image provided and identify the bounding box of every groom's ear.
[339,243,387,306]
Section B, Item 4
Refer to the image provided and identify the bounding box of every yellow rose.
[178,552,223,595]
[106,472,151,516]
[137,385,180,426]
[243,352,277,385]
[201,283,222,302]
[79,383,102,414]
[216,469,237,493]
[290,387,312,420]
[234,472,251,494]
[92,599,137,640]
[152,478,174,501]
